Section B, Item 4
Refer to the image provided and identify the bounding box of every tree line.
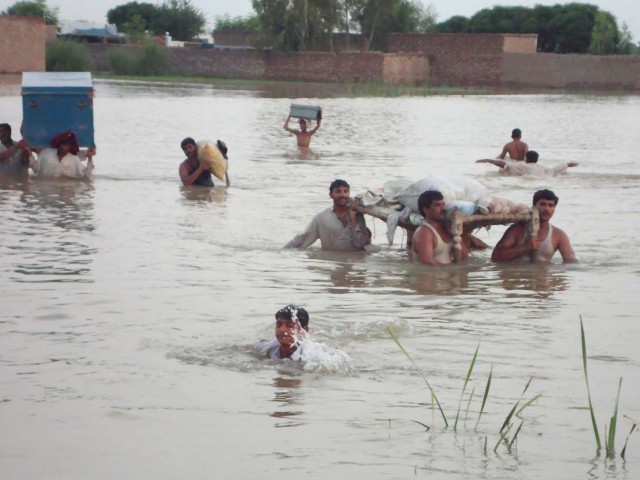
[2,0,638,54]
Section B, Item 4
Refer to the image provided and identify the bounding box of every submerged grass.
[387,317,632,461]
[454,345,479,431]
[580,316,602,450]
[387,327,448,427]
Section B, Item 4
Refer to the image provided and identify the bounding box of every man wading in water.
[283,109,322,148]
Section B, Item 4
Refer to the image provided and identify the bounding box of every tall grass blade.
[508,419,525,450]
[464,386,476,427]
[454,344,479,431]
[494,422,513,453]
[580,317,602,450]
[500,377,532,433]
[606,377,623,457]
[475,364,493,431]
[515,393,542,417]
[387,327,448,427]
[621,423,637,460]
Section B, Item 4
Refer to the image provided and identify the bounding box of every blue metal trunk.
[21,72,95,148]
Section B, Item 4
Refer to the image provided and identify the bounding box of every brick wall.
[388,33,510,87]
[213,30,260,47]
[87,44,428,85]
[213,30,369,52]
[0,16,46,73]
[502,52,640,91]
[383,54,429,86]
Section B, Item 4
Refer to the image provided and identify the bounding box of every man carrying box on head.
[284,106,322,148]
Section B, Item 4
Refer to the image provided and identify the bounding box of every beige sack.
[197,140,227,180]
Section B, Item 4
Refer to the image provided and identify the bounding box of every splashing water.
[297,336,355,375]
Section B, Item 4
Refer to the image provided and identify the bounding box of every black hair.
[533,189,559,206]
[329,179,350,193]
[418,190,444,214]
[525,150,539,163]
[0,123,11,134]
[275,304,309,329]
[511,128,522,138]
[180,137,196,149]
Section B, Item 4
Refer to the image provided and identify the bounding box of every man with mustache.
[285,179,370,251]
[492,189,578,263]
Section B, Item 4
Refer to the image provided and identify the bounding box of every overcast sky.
[1,0,638,42]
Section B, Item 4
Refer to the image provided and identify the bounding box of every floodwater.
[1,79,639,479]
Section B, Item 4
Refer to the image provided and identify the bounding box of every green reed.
[454,345,479,431]
[475,364,493,431]
[580,316,602,450]
[387,327,448,427]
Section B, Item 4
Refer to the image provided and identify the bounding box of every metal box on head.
[21,72,95,148]
[289,103,321,120]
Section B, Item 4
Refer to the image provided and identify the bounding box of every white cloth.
[34,148,92,179]
[0,142,34,175]
[514,225,556,263]
[285,208,369,251]
[503,161,569,176]
[418,222,453,264]
[255,338,303,361]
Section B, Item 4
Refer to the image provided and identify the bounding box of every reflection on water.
[496,263,569,299]
[406,266,470,296]
[270,376,304,428]
[180,185,228,203]
[0,179,96,282]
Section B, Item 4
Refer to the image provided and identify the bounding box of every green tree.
[2,0,59,25]
[214,14,262,31]
[150,0,206,41]
[354,0,438,51]
[616,22,637,54]
[588,10,619,54]
[107,2,157,32]
[435,15,469,33]
[122,14,148,42]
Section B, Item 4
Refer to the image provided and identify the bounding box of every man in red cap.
[32,131,96,179]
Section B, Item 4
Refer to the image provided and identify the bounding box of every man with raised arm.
[477,150,579,176]
[284,109,322,148]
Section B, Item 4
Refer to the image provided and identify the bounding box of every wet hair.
[525,150,539,163]
[180,137,196,149]
[418,190,444,213]
[0,123,10,134]
[329,179,350,193]
[275,304,309,329]
[533,189,559,206]
[511,128,522,138]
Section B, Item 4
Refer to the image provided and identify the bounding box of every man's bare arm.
[491,224,536,262]
[283,116,298,134]
[556,228,578,263]
[476,159,506,168]
[179,162,206,186]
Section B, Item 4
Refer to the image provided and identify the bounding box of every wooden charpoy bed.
[354,200,540,263]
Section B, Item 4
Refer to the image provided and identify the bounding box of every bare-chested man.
[412,190,468,265]
[499,128,529,161]
[284,109,322,148]
[492,189,577,263]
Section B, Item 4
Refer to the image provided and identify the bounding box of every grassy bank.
[93,73,491,97]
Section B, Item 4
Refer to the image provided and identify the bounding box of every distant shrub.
[108,47,138,75]
[107,41,169,76]
[46,40,93,72]
[138,41,169,75]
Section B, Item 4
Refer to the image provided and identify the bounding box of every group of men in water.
[0,123,96,180]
